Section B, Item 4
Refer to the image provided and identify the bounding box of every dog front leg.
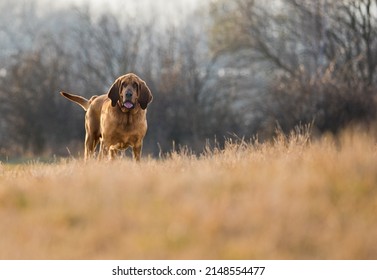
[108,143,124,160]
[99,140,109,160]
[132,144,142,162]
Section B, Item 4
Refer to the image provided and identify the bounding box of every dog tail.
[60,91,90,111]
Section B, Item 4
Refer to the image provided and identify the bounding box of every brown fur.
[60,73,153,161]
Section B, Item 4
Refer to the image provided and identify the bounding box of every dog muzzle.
[123,101,135,109]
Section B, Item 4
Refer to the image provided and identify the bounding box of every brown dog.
[60,73,153,161]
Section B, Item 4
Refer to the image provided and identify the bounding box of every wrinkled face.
[108,73,153,111]
[118,76,139,111]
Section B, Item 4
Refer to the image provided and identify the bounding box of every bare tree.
[209,0,377,136]
[0,2,219,157]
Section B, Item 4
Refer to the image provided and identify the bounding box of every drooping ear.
[138,79,153,110]
[107,79,121,107]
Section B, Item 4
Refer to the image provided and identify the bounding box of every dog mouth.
[122,101,135,109]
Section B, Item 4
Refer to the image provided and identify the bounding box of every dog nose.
[126,90,132,99]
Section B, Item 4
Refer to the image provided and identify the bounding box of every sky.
[35,0,203,26]
[45,0,201,14]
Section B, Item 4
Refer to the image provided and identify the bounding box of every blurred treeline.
[0,0,376,159]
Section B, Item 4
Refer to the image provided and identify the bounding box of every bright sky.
[49,0,200,13]
[40,0,202,25]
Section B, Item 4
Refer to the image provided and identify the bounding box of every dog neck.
[116,101,139,125]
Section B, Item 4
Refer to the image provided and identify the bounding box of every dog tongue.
[124,102,133,109]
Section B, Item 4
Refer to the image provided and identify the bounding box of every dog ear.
[138,79,153,110]
[107,79,121,107]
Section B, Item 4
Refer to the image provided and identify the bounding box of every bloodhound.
[60,73,153,161]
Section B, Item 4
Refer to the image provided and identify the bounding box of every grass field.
[1,128,377,259]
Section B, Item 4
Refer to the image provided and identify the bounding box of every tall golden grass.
[0,128,377,259]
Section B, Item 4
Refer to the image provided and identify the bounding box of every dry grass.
[1,129,377,259]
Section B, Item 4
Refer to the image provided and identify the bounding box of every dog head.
[107,73,153,111]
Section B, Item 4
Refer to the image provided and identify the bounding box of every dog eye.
[132,82,138,89]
